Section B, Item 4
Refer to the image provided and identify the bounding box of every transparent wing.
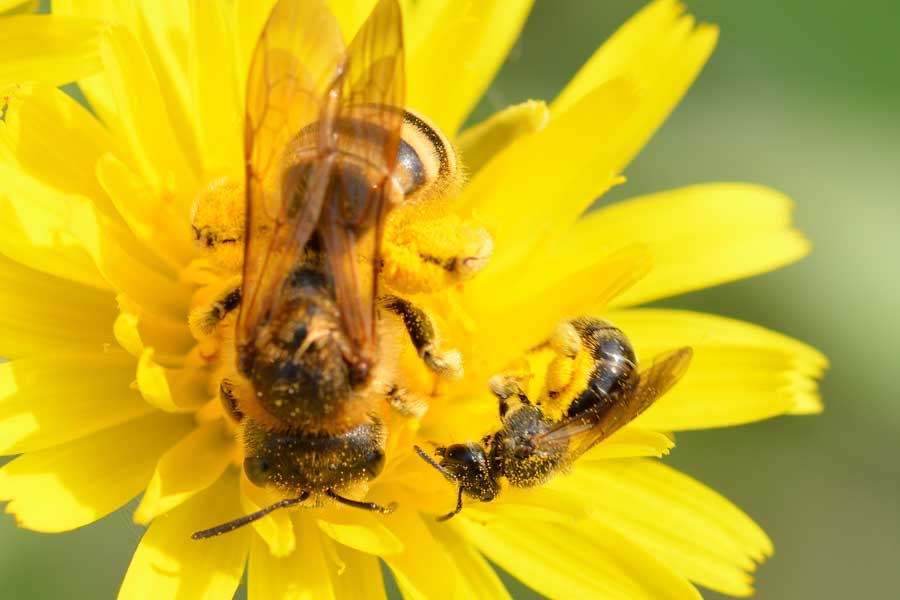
[535,347,693,463]
[318,0,405,364]
[237,0,345,347]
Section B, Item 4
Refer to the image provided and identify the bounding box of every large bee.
[416,318,692,520]
[189,0,489,538]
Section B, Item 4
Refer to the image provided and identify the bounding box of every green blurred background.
[2,1,898,598]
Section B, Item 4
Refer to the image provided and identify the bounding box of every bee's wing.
[318,0,405,364]
[535,347,693,463]
[238,0,345,348]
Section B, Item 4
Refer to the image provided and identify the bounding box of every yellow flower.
[0,1,825,599]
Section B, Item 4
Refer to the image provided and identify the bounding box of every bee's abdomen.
[238,265,360,433]
[497,404,566,488]
[395,109,457,199]
[565,319,638,418]
[285,107,458,205]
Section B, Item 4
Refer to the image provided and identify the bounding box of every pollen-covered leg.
[536,318,638,417]
[218,378,245,424]
[386,384,429,419]
[381,213,493,295]
[188,275,242,339]
[382,295,463,379]
[542,321,584,401]
[191,177,245,273]
[487,320,593,418]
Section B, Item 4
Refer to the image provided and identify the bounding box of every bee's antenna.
[413,445,455,480]
[191,491,311,540]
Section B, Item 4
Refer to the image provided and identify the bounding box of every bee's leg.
[191,178,245,273]
[188,275,242,339]
[437,486,465,522]
[488,374,529,418]
[380,213,493,295]
[218,378,245,424]
[382,295,462,379]
[542,321,584,402]
[325,489,397,515]
[386,385,429,419]
[488,356,535,418]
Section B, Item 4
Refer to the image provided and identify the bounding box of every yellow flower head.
[0,1,826,599]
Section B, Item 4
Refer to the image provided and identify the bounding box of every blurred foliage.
[2,1,899,598]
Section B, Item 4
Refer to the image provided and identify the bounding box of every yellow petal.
[554,0,680,112]
[317,508,403,556]
[51,0,120,21]
[0,155,188,317]
[329,542,386,600]
[0,353,156,454]
[96,153,198,270]
[99,24,197,198]
[381,507,458,600]
[463,244,651,378]
[134,420,235,524]
[555,459,772,597]
[568,183,810,308]
[233,0,278,94]
[469,485,588,526]
[136,348,211,413]
[0,16,104,87]
[47,1,117,139]
[455,100,550,176]
[247,515,336,600]
[461,514,700,600]
[553,0,718,170]
[92,214,190,319]
[118,469,249,600]
[0,255,117,359]
[607,309,826,429]
[406,0,534,135]
[0,170,108,290]
[240,472,297,558]
[188,1,242,178]
[134,0,199,173]
[582,427,674,460]
[54,1,197,167]
[328,0,376,41]
[455,78,637,277]
[0,82,114,211]
[0,412,193,533]
[114,294,195,363]
[426,520,511,600]
[0,0,38,15]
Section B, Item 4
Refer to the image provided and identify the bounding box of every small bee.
[415,318,692,520]
[190,0,491,538]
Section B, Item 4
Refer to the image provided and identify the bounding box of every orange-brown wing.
[318,0,406,367]
[237,0,345,348]
[534,347,693,464]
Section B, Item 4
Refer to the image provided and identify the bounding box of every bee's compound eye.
[244,456,271,487]
[444,444,479,466]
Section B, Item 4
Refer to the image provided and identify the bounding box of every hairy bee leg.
[387,385,428,419]
[219,378,245,423]
[325,489,397,514]
[436,487,465,522]
[191,178,245,273]
[382,295,462,379]
[188,275,242,338]
[380,214,493,295]
[542,320,583,401]
[488,371,532,418]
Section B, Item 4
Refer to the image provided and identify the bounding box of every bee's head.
[415,443,500,503]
